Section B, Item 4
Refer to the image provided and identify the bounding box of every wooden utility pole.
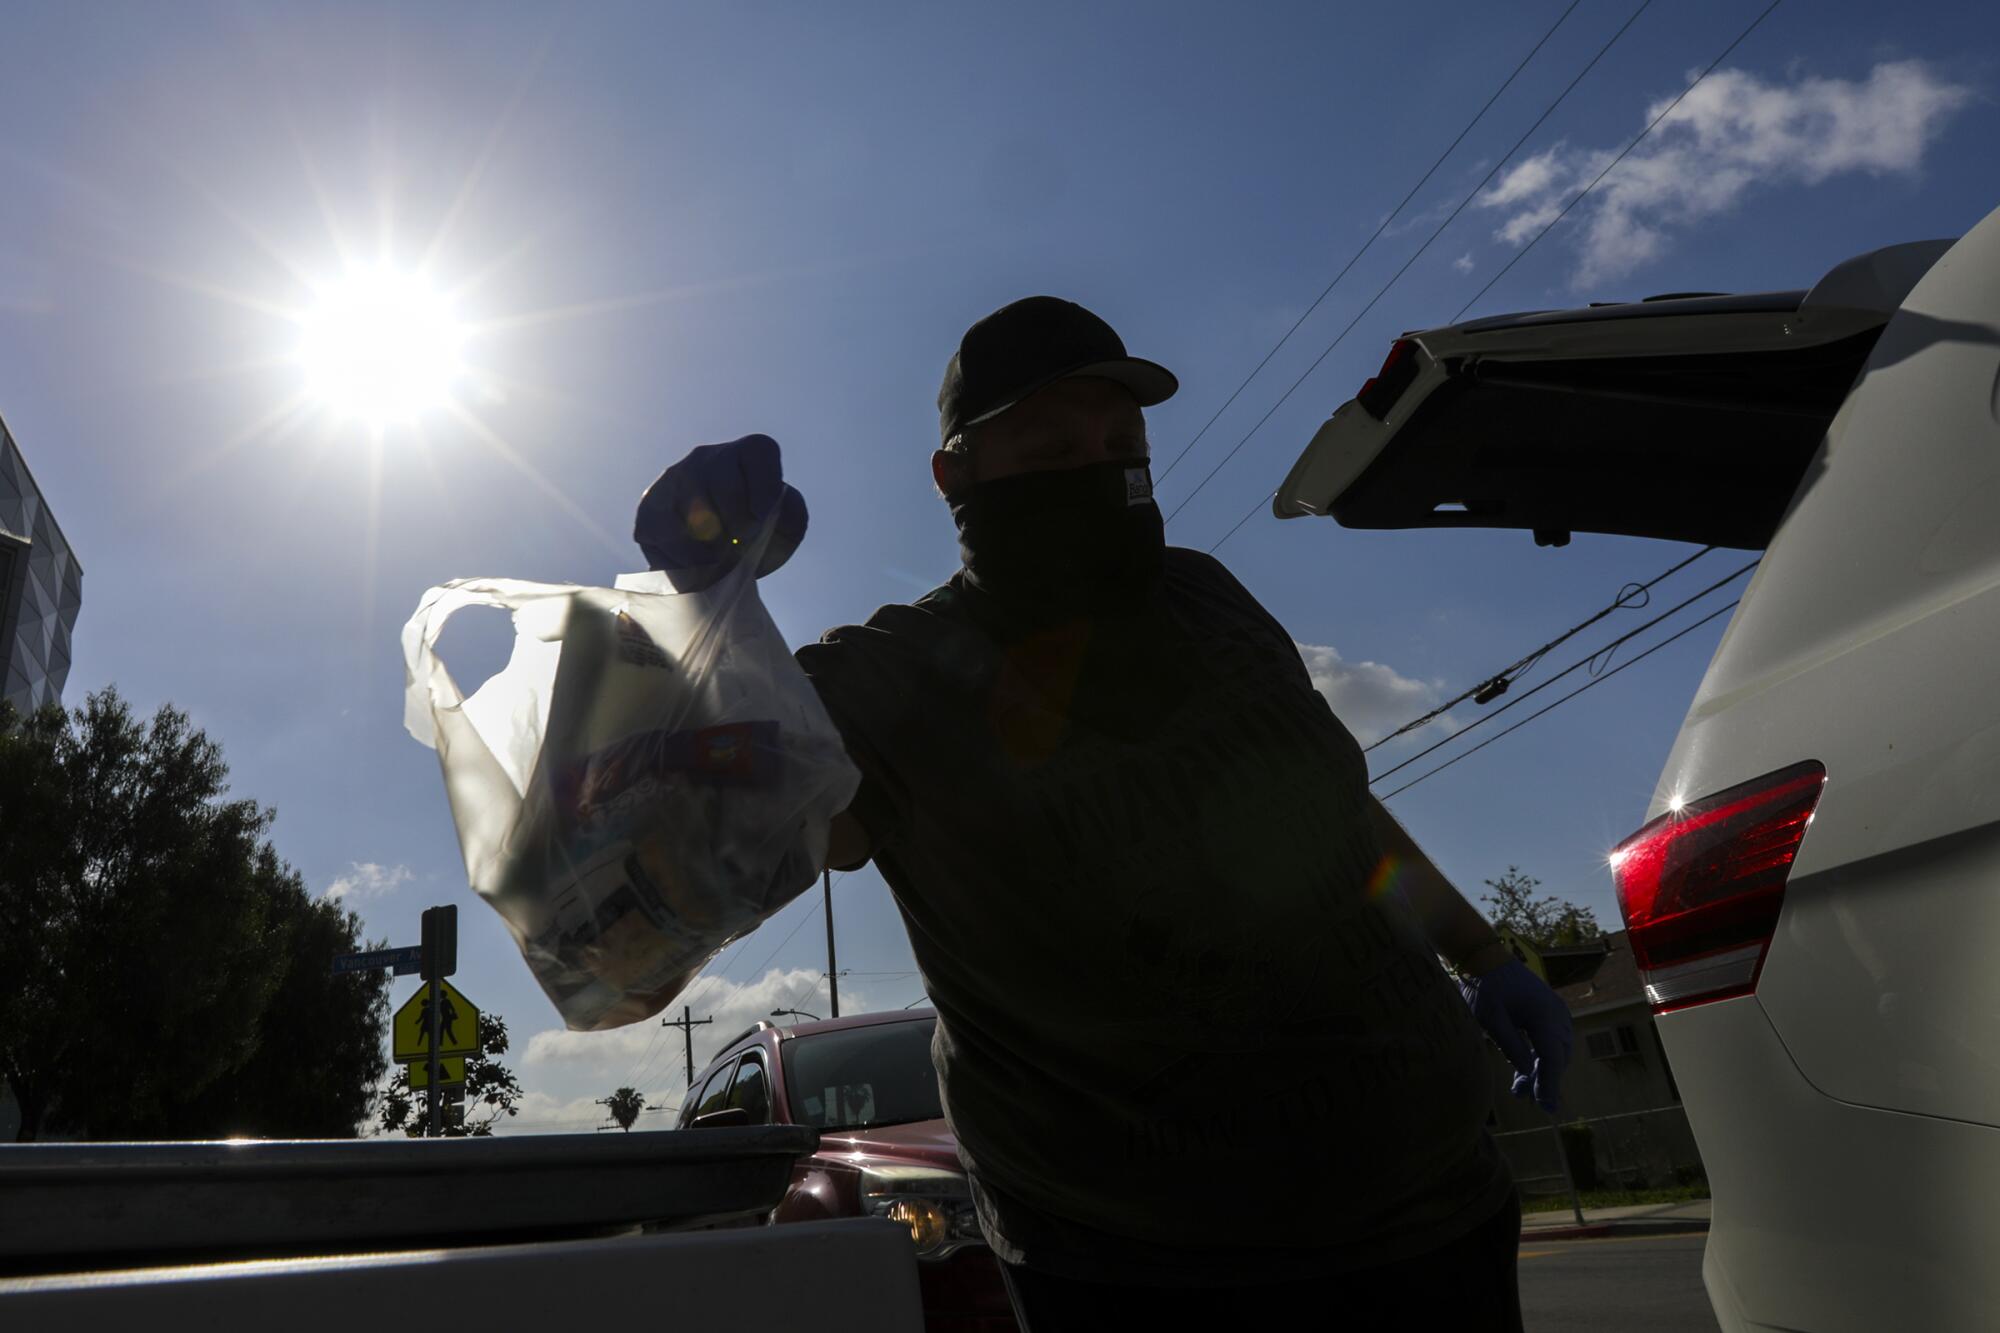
[824,869,839,1019]
[662,1005,713,1088]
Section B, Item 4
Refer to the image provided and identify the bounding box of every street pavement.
[1518,1202,1716,1332]
[1520,1198,1711,1241]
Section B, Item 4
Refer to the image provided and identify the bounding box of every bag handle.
[401,578,584,892]
[401,577,581,747]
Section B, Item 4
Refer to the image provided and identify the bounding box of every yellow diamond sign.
[393,979,480,1062]
[409,1056,466,1089]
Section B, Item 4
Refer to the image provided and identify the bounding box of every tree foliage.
[0,689,388,1141]
[158,885,393,1139]
[377,1013,523,1137]
[1478,866,1606,951]
[602,1086,646,1131]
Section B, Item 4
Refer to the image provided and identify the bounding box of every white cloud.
[522,1020,663,1071]
[1381,195,1460,237]
[1294,642,1453,748]
[1481,148,1566,210]
[503,1090,621,1135]
[512,966,886,1128]
[1476,60,1974,287]
[325,861,414,902]
[1452,252,1475,274]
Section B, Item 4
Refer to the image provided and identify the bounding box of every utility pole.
[662,1004,713,1088]
[824,869,839,1019]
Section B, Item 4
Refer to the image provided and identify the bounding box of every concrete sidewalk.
[1517,1198,1710,1242]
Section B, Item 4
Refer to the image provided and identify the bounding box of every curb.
[1520,1219,1710,1241]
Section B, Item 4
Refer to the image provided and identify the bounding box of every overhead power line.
[1163,0,1656,533]
[1365,545,1716,753]
[620,1027,672,1095]
[1451,0,1785,322]
[1206,486,1280,556]
[1205,0,1786,558]
[633,876,851,1098]
[1152,0,1585,488]
[734,872,842,987]
[617,927,756,1091]
[778,970,828,1018]
[1377,598,1741,801]
[1369,559,1758,787]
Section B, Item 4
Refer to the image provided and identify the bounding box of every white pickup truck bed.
[0,1128,922,1330]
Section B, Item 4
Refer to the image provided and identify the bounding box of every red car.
[678,1008,1017,1333]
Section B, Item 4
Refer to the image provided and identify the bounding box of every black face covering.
[949,459,1166,615]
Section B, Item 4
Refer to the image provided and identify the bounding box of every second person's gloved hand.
[634,434,808,590]
[1460,958,1573,1116]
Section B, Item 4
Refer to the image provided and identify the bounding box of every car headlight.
[860,1165,983,1261]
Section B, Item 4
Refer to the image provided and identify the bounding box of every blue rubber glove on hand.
[1460,958,1573,1116]
[634,434,809,589]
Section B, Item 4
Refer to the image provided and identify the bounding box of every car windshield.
[781,1019,942,1131]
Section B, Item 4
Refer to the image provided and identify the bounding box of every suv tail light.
[1610,761,1826,1014]
[1356,339,1420,420]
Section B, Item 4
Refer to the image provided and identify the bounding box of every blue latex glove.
[1460,958,1573,1116]
[634,434,809,589]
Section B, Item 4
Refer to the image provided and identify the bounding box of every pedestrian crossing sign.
[393,979,480,1061]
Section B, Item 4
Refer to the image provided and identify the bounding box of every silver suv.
[1276,202,2000,1333]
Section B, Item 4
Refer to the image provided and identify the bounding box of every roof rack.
[715,1020,774,1055]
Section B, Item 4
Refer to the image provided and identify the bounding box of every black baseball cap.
[937,296,1178,446]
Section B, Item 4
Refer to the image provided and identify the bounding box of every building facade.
[0,415,81,714]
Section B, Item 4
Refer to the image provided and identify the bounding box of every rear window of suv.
[781,1019,943,1131]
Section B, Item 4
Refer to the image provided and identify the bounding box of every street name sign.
[393,979,480,1061]
[332,946,424,977]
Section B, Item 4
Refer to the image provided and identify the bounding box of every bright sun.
[298,266,467,425]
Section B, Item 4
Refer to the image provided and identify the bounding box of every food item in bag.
[511,597,798,1025]
[404,567,858,1031]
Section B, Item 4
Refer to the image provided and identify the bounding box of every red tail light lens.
[1610,761,1826,1014]
[1356,339,1420,420]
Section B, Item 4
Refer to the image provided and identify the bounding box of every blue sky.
[4,0,1994,1131]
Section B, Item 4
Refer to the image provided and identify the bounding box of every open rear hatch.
[1274,241,1953,549]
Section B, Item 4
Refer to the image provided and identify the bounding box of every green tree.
[1479,866,1605,951]
[154,879,392,1138]
[0,690,389,1141]
[377,1013,523,1137]
[601,1085,646,1131]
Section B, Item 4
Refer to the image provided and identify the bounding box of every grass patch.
[1519,1183,1710,1214]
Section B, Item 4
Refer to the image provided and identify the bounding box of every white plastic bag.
[401,551,860,1031]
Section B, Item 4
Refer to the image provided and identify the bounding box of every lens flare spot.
[1367,853,1404,900]
[685,501,723,542]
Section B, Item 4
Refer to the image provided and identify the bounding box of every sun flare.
[298,266,466,424]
